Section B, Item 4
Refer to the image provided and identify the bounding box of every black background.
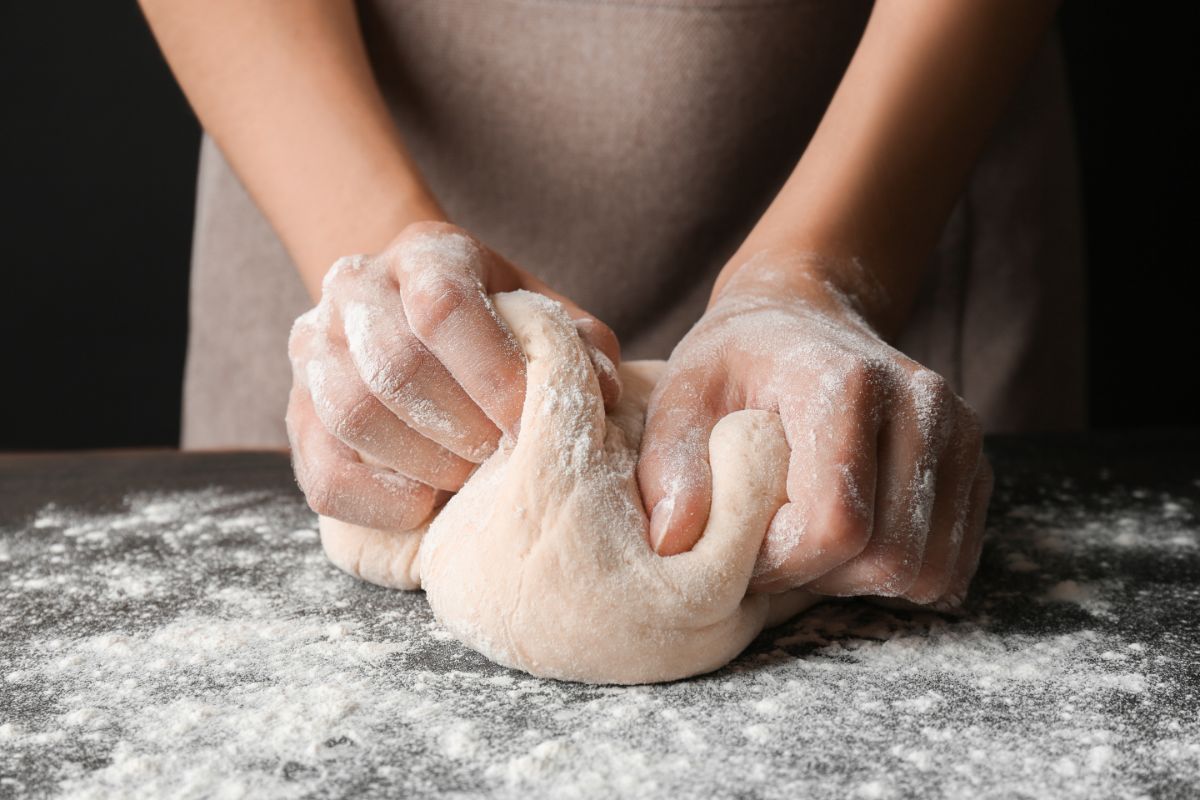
[1,3,1196,450]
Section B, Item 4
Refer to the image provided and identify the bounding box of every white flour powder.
[1,474,1198,799]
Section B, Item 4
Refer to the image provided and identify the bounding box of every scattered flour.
[1,465,1198,799]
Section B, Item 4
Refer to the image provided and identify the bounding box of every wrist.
[301,186,447,300]
[712,247,891,334]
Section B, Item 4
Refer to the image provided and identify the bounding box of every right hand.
[286,222,622,531]
[636,253,991,607]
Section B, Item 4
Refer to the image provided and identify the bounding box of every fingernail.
[649,497,674,554]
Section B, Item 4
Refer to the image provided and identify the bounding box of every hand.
[637,251,992,606]
[287,222,621,531]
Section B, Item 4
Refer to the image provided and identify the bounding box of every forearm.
[720,0,1059,336]
[140,0,444,298]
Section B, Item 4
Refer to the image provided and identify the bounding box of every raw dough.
[320,291,816,684]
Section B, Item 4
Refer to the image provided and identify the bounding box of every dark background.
[1,3,1196,450]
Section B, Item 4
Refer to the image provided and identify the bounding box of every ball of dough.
[321,291,815,684]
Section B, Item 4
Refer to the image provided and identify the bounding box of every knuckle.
[837,360,878,404]
[284,398,306,445]
[844,359,875,389]
[908,369,956,448]
[365,337,429,399]
[374,474,436,526]
[576,317,621,364]
[405,276,473,341]
[907,570,955,605]
[834,360,890,421]
[326,391,378,443]
[867,546,925,596]
[391,223,482,275]
[956,390,981,422]
[958,412,984,455]
[815,495,873,560]
[321,254,370,294]
[919,367,951,395]
[946,391,984,449]
[287,337,305,367]
[300,471,341,518]
[906,585,941,606]
[911,368,953,413]
[394,220,460,245]
[287,308,323,362]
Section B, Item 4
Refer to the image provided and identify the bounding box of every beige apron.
[182,0,1084,448]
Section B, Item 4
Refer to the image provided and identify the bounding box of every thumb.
[636,367,724,556]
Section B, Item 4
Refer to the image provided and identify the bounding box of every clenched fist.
[286,222,621,531]
[638,251,992,607]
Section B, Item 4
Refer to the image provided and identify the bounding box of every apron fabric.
[182,0,1084,449]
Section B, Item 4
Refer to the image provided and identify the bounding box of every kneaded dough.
[320,291,816,684]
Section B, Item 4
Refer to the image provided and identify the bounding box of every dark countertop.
[2,434,1199,799]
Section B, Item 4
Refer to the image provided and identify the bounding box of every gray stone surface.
[1,437,1198,799]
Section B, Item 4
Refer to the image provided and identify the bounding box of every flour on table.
[2,455,1199,798]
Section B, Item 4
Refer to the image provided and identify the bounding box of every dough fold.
[321,291,815,684]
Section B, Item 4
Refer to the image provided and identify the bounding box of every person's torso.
[182,1,1084,448]
[360,0,873,357]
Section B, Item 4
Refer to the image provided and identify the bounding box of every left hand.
[636,251,993,607]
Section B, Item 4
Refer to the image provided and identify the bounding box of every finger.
[749,367,880,592]
[657,411,790,624]
[902,406,983,604]
[523,272,623,410]
[807,385,937,598]
[389,223,527,437]
[305,332,475,492]
[325,256,502,462]
[936,456,994,608]
[637,367,724,556]
[286,382,439,531]
[572,317,622,411]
